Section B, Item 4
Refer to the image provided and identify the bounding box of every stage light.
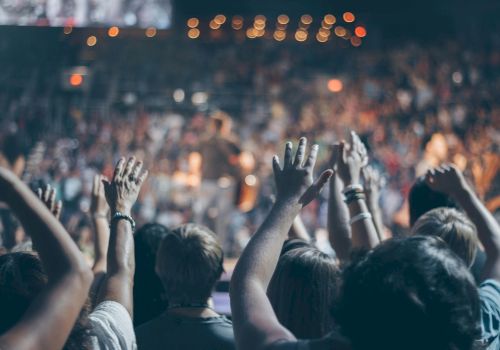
[86,36,97,46]
[246,27,257,39]
[277,14,289,25]
[343,12,355,23]
[334,26,346,37]
[273,30,286,41]
[354,26,367,38]
[187,18,199,28]
[316,33,328,43]
[328,79,343,92]
[108,26,119,37]
[209,20,221,30]
[63,26,73,35]
[173,89,185,102]
[319,27,330,37]
[69,74,83,86]
[300,14,313,25]
[351,36,362,47]
[192,92,208,105]
[324,14,336,25]
[452,71,463,84]
[295,29,308,42]
[214,14,226,25]
[255,15,266,24]
[321,21,333,29]
[188,28,200,39]
[232,16,244,30]
[146,27,157,37]
[244,174,257,186]
[254,21,265,30]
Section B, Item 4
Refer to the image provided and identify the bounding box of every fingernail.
[286,142,292,148]
[312,144,319,150]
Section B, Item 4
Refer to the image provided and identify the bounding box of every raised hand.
[37,184,62,220]
[362,166,386,203]
[102,157,148,215]
[337,131,368,186]
[425,164,470,197]
[91,174,109,218]
[272,137,333,207]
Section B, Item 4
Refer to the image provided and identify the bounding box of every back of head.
[134,223,171,326]
[268,247,339,339]
[156,224,224,305]
[409,176,457,226]
[412,208,478,267]
[335,236,480,350]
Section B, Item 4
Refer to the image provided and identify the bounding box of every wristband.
[342,184,363,195]
[110,212,136,231]
[344,193,366,204]
[349,212,372,225]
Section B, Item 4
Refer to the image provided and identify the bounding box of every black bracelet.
[110,212,136,231]
[344,193,366,204]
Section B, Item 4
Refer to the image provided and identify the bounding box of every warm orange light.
[334,26,347,37]
[209,20,221,30]
[108,26,119,37]
[324,14,336,25]
[232,16,244,29]
[300,14,313,25]
[316,33,328,43]
[187,18,199,28]
[343,12,355,23]
[86,35,97,46]
[214,14,226,25]
[277,14,289,25]
[63,26,73,34]
[188,28,200,39]
[295,29,308,42]
[328,79,343,92]
[354,26,367,38]
[350,36,362,47]
[253,21,265,30]
[246,28,257,38]
[273,30,286,41]
[255,15,266,24]
[146,27,157,37]
[318,27,330,37]
[69,74,83,86]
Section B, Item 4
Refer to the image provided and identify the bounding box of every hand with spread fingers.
[424,164,470,197]
[337,131,368,186]
[272,137,333,207]
[103,157,149,215]
[37,184,63,220]
[91,174,110,218]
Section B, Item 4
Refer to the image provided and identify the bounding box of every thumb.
[314,169,334,193]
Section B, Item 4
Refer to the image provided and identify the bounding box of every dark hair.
[0,252,92,350]
[268,247,339,339]
[335,236,481,350]
[412,208,478,267]
[156,224,224,305]
[408,176,457,226]
[133,223,170,326]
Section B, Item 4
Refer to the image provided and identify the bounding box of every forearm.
[98,219,135,314]
[288,215,311,242]
[92,216,110,273]
[367,197,385,242]
[328,175,352,260]
[347,198,380,251]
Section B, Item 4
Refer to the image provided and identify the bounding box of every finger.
[122,157,136,178]
[313,169,334,193]
[44,184,51,203]
[93,174,100,195]
[283,141,293,169]
[130,161,143,180]
[113,158,125,181]
[330,143,341,167]
[54,200,62,219]
[272,155,281,183]
[340,141,348,163]
[294,137,307,167]
[99,176,107,195]
[304,144,319,170]
[49,188,56,211]
[136,170,149,186]
[37,188,43,200]
[349,131,357,153]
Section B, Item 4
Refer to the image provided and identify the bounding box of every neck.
[166,301,219,318]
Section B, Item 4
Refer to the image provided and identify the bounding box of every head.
[0,252,91,350]
[133,223,170,326]
[409,176,457,226]
[335,236,481,350]
[268,246,340,339]
[210,111,232,136]
[156,224,224,306]
[412,208,478,267]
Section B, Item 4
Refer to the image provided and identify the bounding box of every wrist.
[274,197,302,213]
[111,205,131,216]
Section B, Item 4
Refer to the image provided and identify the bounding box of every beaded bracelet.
[349,212,373,225]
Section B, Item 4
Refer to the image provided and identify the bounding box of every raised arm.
[96,157,148,315]
[90,174,110,274]
[362,166,387,241]
[425,164,500,281]
[230,138,332,350]
[327,143,352,261]
[336,132,379,252]
[0,167,92,350]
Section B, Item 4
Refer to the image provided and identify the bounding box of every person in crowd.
[230,137,483,350]
[267,244,339,339]
[0,166,93,350]
[133,223,170,327]
[135,223,235,350]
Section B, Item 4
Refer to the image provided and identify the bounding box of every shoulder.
[89,301,137,350]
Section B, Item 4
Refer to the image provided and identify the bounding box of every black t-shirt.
[135,312,236,350]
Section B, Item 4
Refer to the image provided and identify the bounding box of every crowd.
[0,29,499,350]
